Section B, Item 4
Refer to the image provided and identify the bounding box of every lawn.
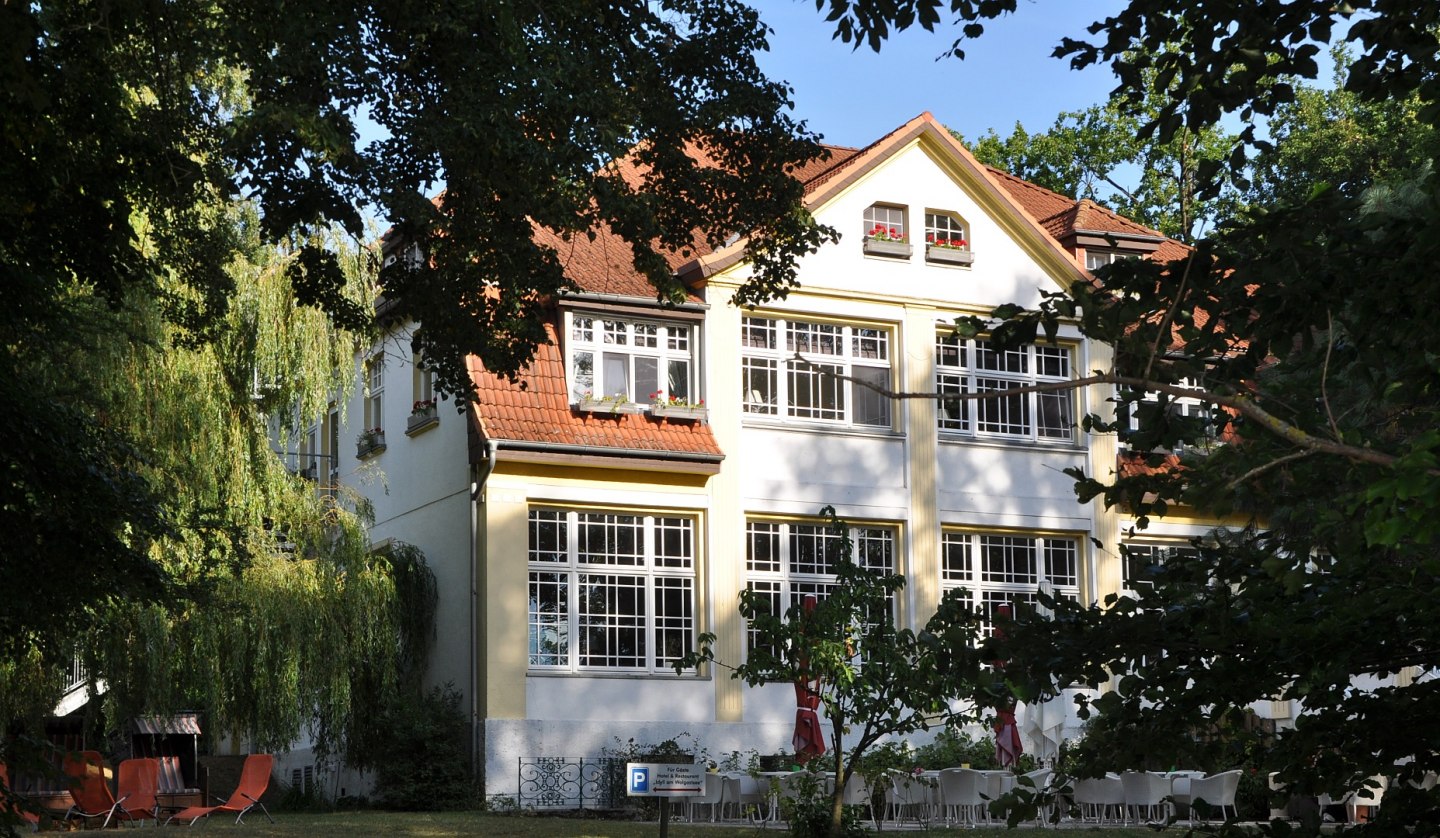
[129,810,1167,837]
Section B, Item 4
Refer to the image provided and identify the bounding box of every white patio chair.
[1073,775,1125,823]
[686,771,725,822]
[839,770,879,830]
[1188,769,1242,824]
[886,770,933,825]
[937,767,984,826]
[1020,767,1055,826]
[1120,770,1172,824]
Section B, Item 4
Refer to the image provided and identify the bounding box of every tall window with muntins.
[566,314,694,404]
[527,509,696,673]
[365,355,384,431]
[941,531,1081,631]
[1121,542,1201,591]
[744,520,896,656]
[925,211,968,245]
[863,203,907,240]
[935,334,1075,443]
[742,316,892,428]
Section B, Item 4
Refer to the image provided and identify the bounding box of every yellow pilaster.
[482,480,530,719]
[706,281,746,722]
[1085,341,1123,603]
[904,305,941,624]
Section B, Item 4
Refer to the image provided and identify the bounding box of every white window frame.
[527,509,697,674]
[863,203,907,241]
[940,531,1082,631]
[935,334,1076,443]
[744,519,896,656]
[924,211,969,247]
[565,313,696,405]
[742,315,894,429]
[364,354,384,433]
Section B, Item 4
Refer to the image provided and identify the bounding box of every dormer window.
[1086,250,1121,271]
[566,313,695,405]
[862,204,911,258]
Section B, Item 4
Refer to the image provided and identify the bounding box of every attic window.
[863,204,907,241]
[862,204,912,259]
[924,211,973,267]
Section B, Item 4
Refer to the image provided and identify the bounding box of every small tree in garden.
[676,508,997,838]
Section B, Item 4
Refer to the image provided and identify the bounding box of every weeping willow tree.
[2,202,435,766]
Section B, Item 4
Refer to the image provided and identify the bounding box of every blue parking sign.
[628,766,650,794]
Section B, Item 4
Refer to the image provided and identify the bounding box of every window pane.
[635,356,659,402]
[528,572,569,666]
[654,517,694,569]
[791,525,841,576]
[789,362,845,420]
[578,573,645,668]
[1037,389,1074,440]
[578,513,642,565]
[937,373,968,431]
[743,357,777,414]
[975,377,1030,435]
[980,536,1037,584]
[654,576,694,667]
[529,510,567,562]
[1044,539,1079,587]
[851,365,891,427]
[747,523,781,573]
[942,533,972,582]
[571,351,594,399]
[667,359,690,402]
[742,317,775,349]
[601,352,630,399]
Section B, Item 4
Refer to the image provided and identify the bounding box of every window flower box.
[926,244,974,266]
[863,238,913,259]
[577,396,644,415]
[648,404,708,422]
[406,400,439,435]
[356,428,386,458]
[863,225,911,259]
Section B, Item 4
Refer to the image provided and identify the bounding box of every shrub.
[372,684,478,810]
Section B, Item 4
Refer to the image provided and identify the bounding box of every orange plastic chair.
[1,762,42,830]
[166,753,274,826]
[112,757,161,826]
[62,750,121,828]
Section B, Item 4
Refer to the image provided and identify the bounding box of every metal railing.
[516,757,626,810]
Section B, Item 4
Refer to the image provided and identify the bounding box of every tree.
[816,1,1440,833]
[679,509,996,838]
[2,0,833,787]
[959,83,1242,241]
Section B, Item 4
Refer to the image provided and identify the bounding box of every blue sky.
[752,0,1127,148]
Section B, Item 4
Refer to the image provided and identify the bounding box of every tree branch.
[787,354,1433,474]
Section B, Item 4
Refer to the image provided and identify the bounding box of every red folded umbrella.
[792,595,826,764]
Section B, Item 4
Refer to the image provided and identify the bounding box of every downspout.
[470,439,499,783]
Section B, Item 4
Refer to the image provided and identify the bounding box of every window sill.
[648,405,708,422]
[937,432,1085,452]
[526,669,706,680]
[741,417,903,440]
[405,411,439,436]
[862,239,912,259]
[926,246,974,267]
[576,398,645,416]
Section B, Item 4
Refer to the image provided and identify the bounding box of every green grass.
[136,810,1167,837]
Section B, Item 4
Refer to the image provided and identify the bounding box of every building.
[324,112,1267,799]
